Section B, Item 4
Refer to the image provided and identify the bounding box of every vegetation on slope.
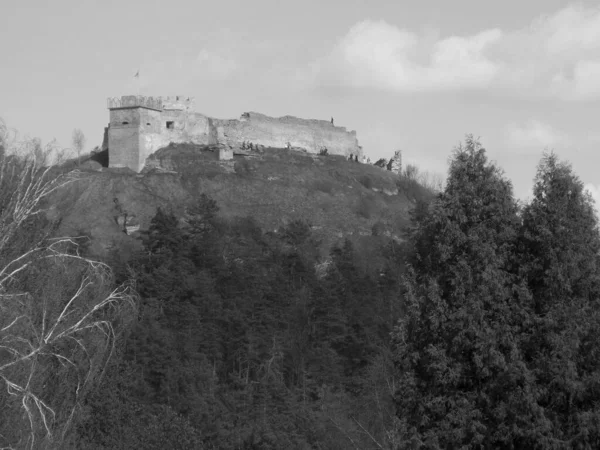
[2,120,600,449]
[0,128,136,450]
[51,143,435,265]
[75,201,408,449]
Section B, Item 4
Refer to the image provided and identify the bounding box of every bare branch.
[327,417,361,450]
[0,121,138,449]
[351,416,384,449]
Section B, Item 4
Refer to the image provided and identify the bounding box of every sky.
[3,0,600,202]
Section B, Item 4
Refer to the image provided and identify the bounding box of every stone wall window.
[122,121,129,125]
[166,121,174,129]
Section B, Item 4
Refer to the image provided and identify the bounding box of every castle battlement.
[107,96,163,111]
[161,96,195,111]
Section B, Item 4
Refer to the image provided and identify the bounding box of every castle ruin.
[106,95,363,172]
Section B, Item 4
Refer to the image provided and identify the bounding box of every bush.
[373,158,387,168]
[234,158,252,175]
[371,221,387,236]
[356,195,377,219]
[396,176,433,203]
[358,175,373,189]
[313,179,334,194]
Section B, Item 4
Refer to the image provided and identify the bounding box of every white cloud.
[309,4,600,100]
[506,120,567,149]
[313,20,501,92]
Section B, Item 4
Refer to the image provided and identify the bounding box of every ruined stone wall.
[215,113,361,157]
[160,111,213,145]
[161,96,195,111]
[109,124,140,169]
[139,111,214,163]
[388,150,402,174]
[218,148,233,160]
[109,108,215,171]
[107,96,363,172]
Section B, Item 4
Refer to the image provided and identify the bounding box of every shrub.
[234,158,252,175]
[313,179,334,194]
[396,176,431,203]
[371,221,387,236]
[373,158,387,168]
[358,175,373,189]
[357,195,377,219]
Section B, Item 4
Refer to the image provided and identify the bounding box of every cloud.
[309,4,600,99]
[506,120,568,149]
[312,20,501,92]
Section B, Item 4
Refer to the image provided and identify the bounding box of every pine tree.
[141,207,183,255]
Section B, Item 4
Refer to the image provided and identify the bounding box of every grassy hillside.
[52,144,434,263]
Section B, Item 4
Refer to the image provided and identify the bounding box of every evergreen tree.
[392,137,539,447]
[518,153,600,446]
[141,207,183,255]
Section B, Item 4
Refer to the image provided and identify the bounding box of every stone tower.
[107,96,163,171]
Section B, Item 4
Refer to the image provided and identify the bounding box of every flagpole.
[134,69,140,96]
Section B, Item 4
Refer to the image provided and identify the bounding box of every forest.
[1,134,600,449]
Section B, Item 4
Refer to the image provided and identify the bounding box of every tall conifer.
[393,137,539,447]
[518,153,600,446]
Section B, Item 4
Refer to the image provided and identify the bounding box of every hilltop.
[51,143,433,264]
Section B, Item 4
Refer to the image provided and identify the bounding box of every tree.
[392,136,539,447]
[0,123,137,449]
[374,158,388,168]
[141,207,183,256]
[72,129,86,167]
[517,152,600,446]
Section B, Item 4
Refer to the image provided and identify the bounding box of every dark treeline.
[3,134,600,449]
[75,194,407,449]
[393,137,600,448]
[76,137,600,449]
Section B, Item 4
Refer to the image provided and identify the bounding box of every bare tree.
[0,120,137,449]
[402,163,445,193]
[71,129,86,167]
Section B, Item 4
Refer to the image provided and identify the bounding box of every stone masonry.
[106,95,363,172]
[387,150,402,174]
